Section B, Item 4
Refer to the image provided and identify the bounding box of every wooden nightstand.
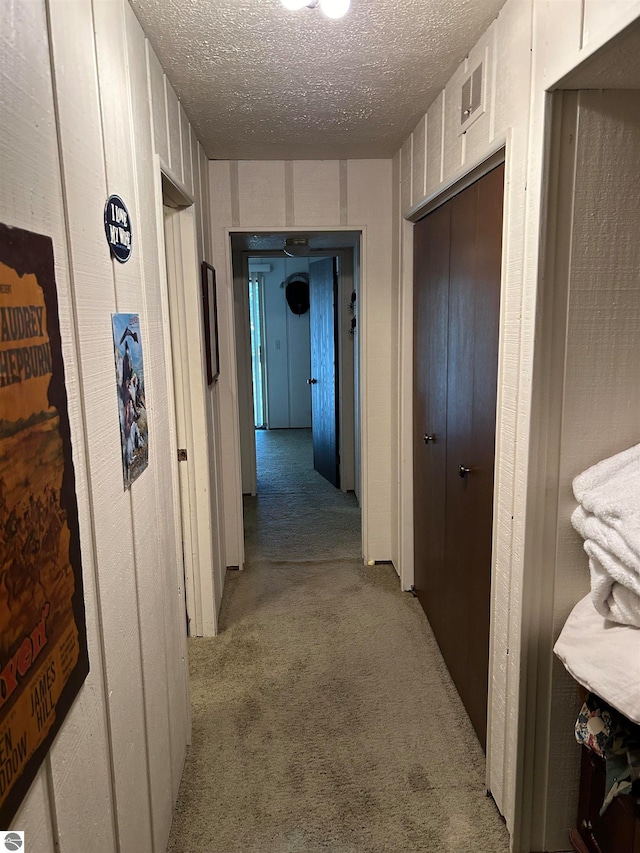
[570,744,640,853]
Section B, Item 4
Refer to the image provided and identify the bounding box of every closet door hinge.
[177,448,188,462]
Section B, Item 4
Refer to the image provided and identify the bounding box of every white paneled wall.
[1,2,114,848]
[3,0,639,850]
[258,258,312,430]
[394,0,640,849]
[425,91,444,196]
[411,116,427,209]
[165,82,183,182]
[210,159,393,566]
[237,161,287,226]
[400,137,412,214]
[1,0,218,848]
[180,108,193,195]
[147,42,170,167]
[582,0,638,45]
[292,161,342,225]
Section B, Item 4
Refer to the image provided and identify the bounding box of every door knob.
[458,465,471,478]
[307,378,317,385]
[423,434,436,444]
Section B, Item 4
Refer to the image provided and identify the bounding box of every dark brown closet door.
[413,163,504,750]
[463,164,504,742]
[413,203,450,656]
[443,174,480,704]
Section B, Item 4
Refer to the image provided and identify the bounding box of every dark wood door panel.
[442,179,478,712]
[309,257,339,488]
[413,203,450,642]
[413,163,504,751]
[465,163,504,745]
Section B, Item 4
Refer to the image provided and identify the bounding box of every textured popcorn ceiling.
[130,0,506,160]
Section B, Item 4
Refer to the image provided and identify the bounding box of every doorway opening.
[230,230,362,557]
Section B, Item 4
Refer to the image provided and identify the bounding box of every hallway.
[167,430,510,852]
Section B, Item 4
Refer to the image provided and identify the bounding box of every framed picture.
[201,261,220,384]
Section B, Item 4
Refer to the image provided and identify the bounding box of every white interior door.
[163,203,219,636]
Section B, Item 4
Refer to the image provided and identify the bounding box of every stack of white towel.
[572,443,640,629]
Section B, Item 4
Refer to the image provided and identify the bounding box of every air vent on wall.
[460,61,484,134]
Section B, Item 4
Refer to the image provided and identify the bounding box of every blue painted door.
[309,257,339,488]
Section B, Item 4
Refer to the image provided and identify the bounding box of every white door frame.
[158,166,219,636]
[235,242,358,494]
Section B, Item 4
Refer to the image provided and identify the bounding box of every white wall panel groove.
[400,136,412,214]
[191,137,204,261]
[411,115,427,208]
[146,42,169,166]
[426,91,445,197]
[165,79,183,184]
[180,106,193,196]
[200,144,213,262]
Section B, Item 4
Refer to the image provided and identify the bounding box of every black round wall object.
[285,272,310,316]
[104,195,133,263]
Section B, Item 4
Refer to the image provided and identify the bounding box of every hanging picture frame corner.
[201,261,220,385]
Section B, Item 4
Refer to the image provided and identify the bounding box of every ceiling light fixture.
[280,0,351,20]
[283,237,310,257]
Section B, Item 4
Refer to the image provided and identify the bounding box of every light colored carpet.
[167,429,510,853]
[244,429,361,564]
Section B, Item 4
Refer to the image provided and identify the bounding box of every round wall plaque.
[104,195,132,263]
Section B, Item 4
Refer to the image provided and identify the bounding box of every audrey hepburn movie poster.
[0,222,89,826]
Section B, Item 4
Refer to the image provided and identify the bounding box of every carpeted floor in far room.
[167,428,510,853]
